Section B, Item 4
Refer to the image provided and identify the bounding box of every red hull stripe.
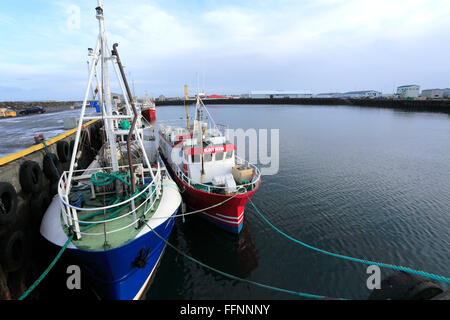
[184,144,237,155]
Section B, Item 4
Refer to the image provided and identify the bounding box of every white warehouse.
[342,90,382,99]
[397,85,420,98]
[250,90,313,99]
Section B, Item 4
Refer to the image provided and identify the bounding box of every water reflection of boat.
[177,215,259,279]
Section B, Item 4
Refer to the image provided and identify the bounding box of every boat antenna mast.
[184,84,190,129]
[111,43,138,194]
[197,93,205,183]
[96,1,119,172]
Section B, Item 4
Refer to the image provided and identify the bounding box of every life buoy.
[0,230,26,273]
[0,182,18,225]
[57,140,70,163]
[19,161,43,194]
[43,153,60,182]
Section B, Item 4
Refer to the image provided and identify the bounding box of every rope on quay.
[18,234,74,300]
[143,220,345,300]
[246,194,450,285]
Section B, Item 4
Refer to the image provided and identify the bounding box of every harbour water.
[2,104,449,299]
[147,104,450,300]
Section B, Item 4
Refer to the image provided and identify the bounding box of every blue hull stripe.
[63,208,179,300]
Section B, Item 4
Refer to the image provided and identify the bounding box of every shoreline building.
[250,90,313,99]
[397,85,420,99]
[342,90,382,99]
[314,93,343,98]
[421,89,445,99]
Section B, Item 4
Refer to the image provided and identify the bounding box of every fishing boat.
[158,95,261,234]
[141,91,156,125]
[40,1,181,300]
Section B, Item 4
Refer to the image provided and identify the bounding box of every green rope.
[19,234,74,300]
[246,194,450,284]
[91,171,131,187]
[143,221,343,300]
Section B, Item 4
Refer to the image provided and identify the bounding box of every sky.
[1,0,450,101]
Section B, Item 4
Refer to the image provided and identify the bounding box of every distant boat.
[141,92,156,124]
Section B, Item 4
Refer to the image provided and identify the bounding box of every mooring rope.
[19,234,74,300]
[245,194,450,284]
[153,183,246,219]
[143,220,344,300]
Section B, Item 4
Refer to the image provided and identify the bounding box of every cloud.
[1,0,450,100]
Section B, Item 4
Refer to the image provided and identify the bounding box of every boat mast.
[97,0,119,172]
[184,84,190,129]
[111,43,138,194]
[197,95,205,183]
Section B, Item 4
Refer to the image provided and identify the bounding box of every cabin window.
[192,154,200,163]
[226,150,233,159]
[215,152,224,161]
[204,153,213,162]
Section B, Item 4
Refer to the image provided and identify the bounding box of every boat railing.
[172,156,261,194]
[157,118,220,135]
[57,163,163,240]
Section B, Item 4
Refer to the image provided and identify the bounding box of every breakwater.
[0,120,103,299]
[156,98,450,114]
[0,101,78,112]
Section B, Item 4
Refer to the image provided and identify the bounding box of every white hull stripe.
[201,211,244,226]
[216,211,244,221]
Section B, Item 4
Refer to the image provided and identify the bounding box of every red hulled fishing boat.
[157,96,261,233]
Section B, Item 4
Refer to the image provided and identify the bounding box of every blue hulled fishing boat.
[40,0,181,300]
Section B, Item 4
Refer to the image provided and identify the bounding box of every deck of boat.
[62,188,161,251]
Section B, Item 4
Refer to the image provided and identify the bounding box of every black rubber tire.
[42,153,60,182]
[69,139,75,155]
[89,126,99,150]
[56,140,70,163]
[30,191,51,228]
[19,161,43,194]
[368,271,443,300]
[49,182,59,197]
[0,182,18,225]
[0,230,26,273]
[8,261,39,300]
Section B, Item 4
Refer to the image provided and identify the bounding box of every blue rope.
[246,195,450,284]
[143,221,344,300]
